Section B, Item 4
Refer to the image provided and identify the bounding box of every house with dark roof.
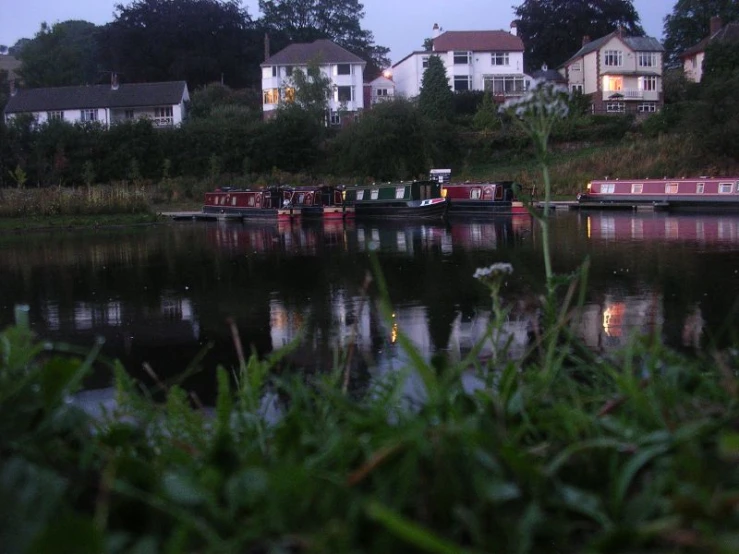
[3,76,189,128]
[559,29,664,115]
[260,38,366,123]
[391,22,527,99]
[681,16,739,83]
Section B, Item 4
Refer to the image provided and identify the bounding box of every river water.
[1,211,738,401]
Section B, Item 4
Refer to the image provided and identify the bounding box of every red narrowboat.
[441,181,528,218]
[203,187,300,219]
[577,177,739,211]
[281,185,355,219]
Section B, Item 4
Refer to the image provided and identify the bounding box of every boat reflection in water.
[584,212,739,245]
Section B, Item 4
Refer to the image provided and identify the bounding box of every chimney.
[111,72,119,91]
[582,35,591,47]
[432,23,442,38]
[264,33,270,61]
[509,21,518,36]
[710,15,723,36]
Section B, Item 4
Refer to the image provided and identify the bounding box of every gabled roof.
[530,67,567,83]
[433,30,524,52]
[391,51,428,68]
[4,81,189,114]
[262,39,365,66]
[681,22,739,58]
[561,31,664,67]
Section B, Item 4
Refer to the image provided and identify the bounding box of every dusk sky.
[1,0,675,65]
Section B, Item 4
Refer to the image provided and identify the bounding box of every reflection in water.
[1,213,737,403]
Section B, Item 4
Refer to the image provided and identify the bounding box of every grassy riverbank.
[0,212,161,231]
[2,279,739,553]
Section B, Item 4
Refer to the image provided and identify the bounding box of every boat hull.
[353,197,448,220]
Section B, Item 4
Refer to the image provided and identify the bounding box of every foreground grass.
[0,212,162,231]
[2,296,739,553]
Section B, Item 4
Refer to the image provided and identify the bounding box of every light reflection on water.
[0,212,738,403]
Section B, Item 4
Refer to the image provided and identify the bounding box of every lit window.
[631,184,643,193]
[356,190,364,200]
[454,51,471,64]
[395,187,405,199]
[248,195,255,206]
[232,197,237,206]
[371,189,379,200]
[491,52,509,65]
[604,50,622,66]
[282,87,295,102]
[601,184,615,193]
[604,76,623,91]
[263,88,279,104]
[665,183,678,194]
[454,76,470,91]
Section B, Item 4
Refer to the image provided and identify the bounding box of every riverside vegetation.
[2,80,739,554]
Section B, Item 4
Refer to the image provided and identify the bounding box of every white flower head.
[500,79,570,120]
[473,263,514,281]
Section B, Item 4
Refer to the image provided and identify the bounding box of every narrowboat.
[281,185,355,219]
[577,177,739,211]
[442,181,528,217]
[203,187,300,219]
[340,180,447,220]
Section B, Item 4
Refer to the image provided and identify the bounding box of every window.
[329,111,341,126]
[719,183,734,194]
[356,190,364,200]
[638,102,657,113]
[604,76,623,91]
[638,52,657,67]
[47,111,63,121]
[454,75,470,91]
[336,64,351,75]
[640,76,657,91]
[232,196,237,206]
[604,50,622,66]
[263,88,279,104]
[600,184,615,193]
[124,109,135,119]
[248,195,255,207]
[284,66,293,76]
[454,51,471,64]
[631,184,643,193]
[80,109,97,122]
[665,183,678,194]
[570,84,583,94]
[337,86,353,102]
[470,188,481,199]
[606,102,625,113]
[395,187,405,199]
[491,52,509,65]
[282,87,295,102]
[697,183,704,194]
[375,88,388,96]
[571,62,581,71]
[370,189,379,200]
[155,106,173,118]
[261,67,273,79]
[483,75,526,95]
[272,66,277,77]
[422,56,429,68]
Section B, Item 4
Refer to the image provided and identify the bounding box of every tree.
[514,0,644,72]
[281,60,333,125]
[703,40,739,82]
[17,20,101,87]
[663,0,739,67]
[98,0,262,88]
[418,55,453,121]
[257,0,390,76]
[473,92,500,130]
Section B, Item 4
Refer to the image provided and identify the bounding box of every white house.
[261,38,366,123]
[3,77,189,127]
[559,29,664,115]
[391,23,527,99]
[364,74,395,107]
[681,16,739,83]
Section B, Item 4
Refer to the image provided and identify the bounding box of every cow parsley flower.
[473,263,514,281]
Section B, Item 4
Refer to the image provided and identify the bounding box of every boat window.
[232,196,237,206]
[719,183,733,194]
[248,195,255,207]
[470,188,482,199]
[356,190,364,200]
[631,184,643,194]
[600,184,615,193]
[665,183,678,194]
[305,193,313,205]
[495,186,504,200]
[395,187,405,199]
[697,183,704,194]
[296,193,305,203]
[371,189,379,200]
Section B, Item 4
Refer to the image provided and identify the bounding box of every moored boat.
[577,177,739,211]
[340,180,447,220]
[442,181,528,217]
[281,185,355,219]
[203,187,300,219]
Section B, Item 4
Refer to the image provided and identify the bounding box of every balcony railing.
[603,89,644,100]
[152,116,174,127]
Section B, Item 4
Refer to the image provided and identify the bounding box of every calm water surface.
[1,211,738,400]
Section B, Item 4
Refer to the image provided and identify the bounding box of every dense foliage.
[417,56,454,123]
[662,0,739,67]
[514,0,644,72]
